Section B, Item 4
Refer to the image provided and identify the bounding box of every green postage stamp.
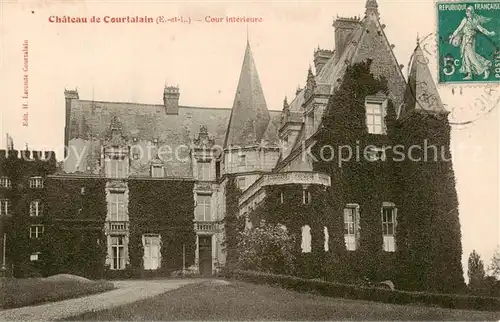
[437,1,500,84]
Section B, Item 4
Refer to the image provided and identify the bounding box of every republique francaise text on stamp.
[437,1,500,84]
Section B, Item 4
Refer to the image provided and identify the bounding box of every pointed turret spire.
[224,40,271,148]
[365,0,380,18]
[400,42,447,118]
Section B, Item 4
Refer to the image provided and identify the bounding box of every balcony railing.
[239,171,331,206]
[106,221,129,232]
[194,221,218,232]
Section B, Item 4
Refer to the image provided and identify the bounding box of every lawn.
[0,275,115,309]
[64,280,500,320]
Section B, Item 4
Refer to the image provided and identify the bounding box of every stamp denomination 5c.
[437,1,500,84]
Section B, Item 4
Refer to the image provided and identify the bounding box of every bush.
[229,270,500,312]
[236,224,295,275]
[0,277,115,309]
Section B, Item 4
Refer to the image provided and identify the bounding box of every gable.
[351,18,407,111]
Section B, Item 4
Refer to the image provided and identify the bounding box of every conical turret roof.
[224,41,271,148]
[400,42,447,118]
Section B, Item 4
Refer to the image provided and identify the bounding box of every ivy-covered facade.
[20,0,463,291]
[236,0,464,293]
[0,149,57,278]
[42,175,195,279]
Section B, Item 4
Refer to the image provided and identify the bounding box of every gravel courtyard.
[0,279,203,321]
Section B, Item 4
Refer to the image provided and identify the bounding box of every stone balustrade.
[239,171,331,206]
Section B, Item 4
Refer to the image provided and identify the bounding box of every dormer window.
[0,177,11,188]
[197,161,211,181]
[365,94,388,134]
[237,177,246,190]
[104,147,128,178]
[151,165,164,178]
[29,177,44,188]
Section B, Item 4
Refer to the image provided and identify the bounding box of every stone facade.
[2,0,460,285]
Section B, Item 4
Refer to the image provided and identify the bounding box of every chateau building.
[1,0,463,291]
[0,149,57,277]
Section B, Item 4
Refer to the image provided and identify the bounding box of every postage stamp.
[436,1,500,84]
[416,32,499,125]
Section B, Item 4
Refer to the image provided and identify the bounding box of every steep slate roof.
[400,43,447,118]
[224,41,273,148]
[69,101,231,145]
[68,100,281,147]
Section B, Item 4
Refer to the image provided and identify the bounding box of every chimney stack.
[314,48,334,74]
[163,85,180,115]
[332,17,360,65]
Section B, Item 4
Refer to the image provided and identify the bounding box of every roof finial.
[365,0,379,18]
[416,33,420,46]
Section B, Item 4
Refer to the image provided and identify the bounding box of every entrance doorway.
[198,235,212,276]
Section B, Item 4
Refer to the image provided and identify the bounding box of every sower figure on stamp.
[449,6,496,80]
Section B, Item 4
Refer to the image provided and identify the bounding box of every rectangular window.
[105,149,128,178]
[111,235,125,270]
[151,165,164,178]
[196,194,211,221]
[0,199,10,216]
[344,205,360,251]
[280,192,284,204]
[237,154,246,172]
[109,192,126,221]
[30,200,43,217]
[0,177,11,188]
[302,190,311,204]
[215,161,221,180]
[366,147,387,161]
[382,205,396,252]
[237,177,246,190]
[29,177,44,188]
[143,234,161,270]
[30,252,41,261]
[197,161,211,181]
[30,225,44,239]
[366,102,384,134]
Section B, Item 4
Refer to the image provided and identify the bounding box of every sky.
[0,0,498,281]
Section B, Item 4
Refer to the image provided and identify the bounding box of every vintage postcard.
[0,0,499,320]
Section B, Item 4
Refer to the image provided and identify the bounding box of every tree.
[488,246,500,280]
[468,250,486,288]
